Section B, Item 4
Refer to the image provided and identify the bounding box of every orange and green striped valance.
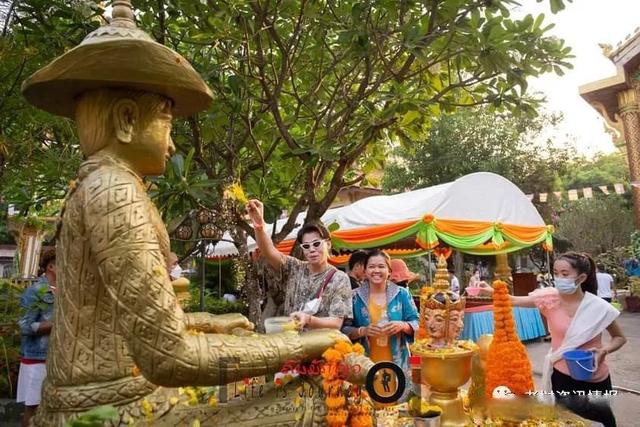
[329,215,553,255]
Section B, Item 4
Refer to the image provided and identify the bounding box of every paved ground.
[525,311,640,427]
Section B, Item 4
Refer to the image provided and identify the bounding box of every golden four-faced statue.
[413,257,473,427]
[22,1,371,425]
[419,256,465,348]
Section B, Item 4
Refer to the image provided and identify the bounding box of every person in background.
[222,293,237,303]
[17,249,56,427]
[348,250,368,290]
[468,268,482,287]
[167,251,183,280]
[389,258,420,288]
[596,263,614,303]
[343,250,419,392]
[483,252,625,427]
[246,199,352,330]
[448,267,460,293]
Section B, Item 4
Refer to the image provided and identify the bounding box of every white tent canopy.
[210,172,544,257]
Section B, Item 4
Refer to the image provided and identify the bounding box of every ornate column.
[618,88,640,228]
[7,217,57,279]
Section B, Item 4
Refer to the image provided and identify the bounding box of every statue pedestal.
[416,348,475,427]
[429,390,467,427]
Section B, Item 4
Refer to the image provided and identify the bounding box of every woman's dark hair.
[557,251,598,295]
[364,249,391,270]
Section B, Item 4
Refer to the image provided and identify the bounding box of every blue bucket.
[563,350,596,381]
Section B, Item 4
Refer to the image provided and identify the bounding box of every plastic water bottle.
[376,310,389,346]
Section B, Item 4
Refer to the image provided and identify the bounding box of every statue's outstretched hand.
[185,312,255,334]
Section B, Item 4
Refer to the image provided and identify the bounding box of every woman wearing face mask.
[509,252,626,427]
[342,250,419,382]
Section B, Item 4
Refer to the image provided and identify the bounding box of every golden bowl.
[413,348,475,392]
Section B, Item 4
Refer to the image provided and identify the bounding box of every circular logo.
[365,361,406,403]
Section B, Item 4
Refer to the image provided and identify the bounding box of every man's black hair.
[38,248,56,275]
[348,250,369,270]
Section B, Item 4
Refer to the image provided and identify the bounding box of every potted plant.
[0,278,24,400]
[625,277,640,312]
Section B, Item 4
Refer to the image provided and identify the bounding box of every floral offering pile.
[322,341,373,427]
[411,338,478,355]
[485,281,534,397]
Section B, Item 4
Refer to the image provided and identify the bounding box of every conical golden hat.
[21,1,213,118]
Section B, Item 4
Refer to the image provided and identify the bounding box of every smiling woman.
[342,250,419,402]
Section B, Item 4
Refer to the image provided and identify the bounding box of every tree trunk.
[230,226,265,330]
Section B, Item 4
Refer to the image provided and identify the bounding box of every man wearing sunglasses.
[247,199,353,331]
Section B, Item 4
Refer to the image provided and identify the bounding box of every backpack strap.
[314,268,338,299]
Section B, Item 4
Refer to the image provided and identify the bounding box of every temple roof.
[580,26,640,136]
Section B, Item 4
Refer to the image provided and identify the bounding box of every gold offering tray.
[475,398,588,426]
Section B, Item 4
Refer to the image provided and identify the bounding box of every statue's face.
[129,104,175,176]
[425,309,446,339]
[447,310,464,340]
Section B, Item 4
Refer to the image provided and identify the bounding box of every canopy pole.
[427,251,433,285]
[546,249,552,278]
[218,256,222,297]
[200,240,206,311]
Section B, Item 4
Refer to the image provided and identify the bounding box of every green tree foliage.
[558,151,629,191]
[0,1,99,215]
[556,196,634,256]
[382,107,574,194]
[1,0,572,235]
[1,0,574,322]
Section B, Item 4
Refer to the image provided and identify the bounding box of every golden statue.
[411,256,476,427]
[418,256,465,348]
[22,2,370,425]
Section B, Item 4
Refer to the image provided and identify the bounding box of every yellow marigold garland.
[321,341,372,427]
[485,281,534,397]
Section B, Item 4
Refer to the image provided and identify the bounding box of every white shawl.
[539,292,619,401]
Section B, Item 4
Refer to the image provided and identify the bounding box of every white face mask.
[554,277,579,294]
[170,265,183,280]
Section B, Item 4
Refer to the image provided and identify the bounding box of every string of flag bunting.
[525,183,627,203]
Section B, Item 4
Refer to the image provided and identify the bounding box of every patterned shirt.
[280,256,353,319]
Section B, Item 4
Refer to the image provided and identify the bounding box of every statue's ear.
[112,98,139,144]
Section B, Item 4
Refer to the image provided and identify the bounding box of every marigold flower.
[323,348,343,363]
[334,340,353,355]
[326,395,346,409]
[352,343,365,355]
[486,280,534,397]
